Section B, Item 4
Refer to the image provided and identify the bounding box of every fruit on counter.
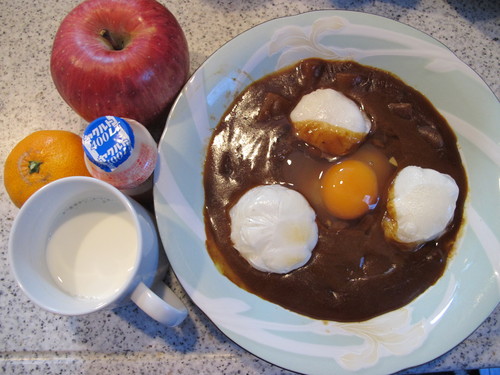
[4,130,91,208]
[50,0,189,128]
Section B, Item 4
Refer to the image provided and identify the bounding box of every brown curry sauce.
[203,58,467,322]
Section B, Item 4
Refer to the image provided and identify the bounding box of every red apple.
[50,0,189,128]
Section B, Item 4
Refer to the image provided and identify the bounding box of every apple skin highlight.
[50,0,190,127]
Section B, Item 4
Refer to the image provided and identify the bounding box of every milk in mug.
[46,197,137,300]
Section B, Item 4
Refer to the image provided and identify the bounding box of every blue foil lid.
[82,116,135,172]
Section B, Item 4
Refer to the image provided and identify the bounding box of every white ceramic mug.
[8,176,187,326]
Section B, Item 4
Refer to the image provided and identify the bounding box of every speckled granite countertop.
[0,0,498,374]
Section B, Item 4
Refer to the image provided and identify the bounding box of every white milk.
[46,197,138,300]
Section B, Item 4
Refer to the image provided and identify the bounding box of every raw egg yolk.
[320,160,378,220]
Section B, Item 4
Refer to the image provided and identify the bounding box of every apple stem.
[99,29,124,51]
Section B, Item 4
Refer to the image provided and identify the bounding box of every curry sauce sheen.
[203,58,467,322]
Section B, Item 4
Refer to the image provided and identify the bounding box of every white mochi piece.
[383,166,459,245]
[229,184,318,274]
[290,88,371,135]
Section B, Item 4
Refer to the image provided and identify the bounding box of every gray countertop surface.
[0,0,498,374]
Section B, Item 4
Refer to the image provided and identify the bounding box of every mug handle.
[130,281,188,326]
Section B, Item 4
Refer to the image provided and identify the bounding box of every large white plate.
[154,10,500,375]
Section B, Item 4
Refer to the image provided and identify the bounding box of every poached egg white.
[229,184,318,274]
[383,166,460,245]
[290,88,371,156]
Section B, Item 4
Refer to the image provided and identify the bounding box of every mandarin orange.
[4,130,91,207]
